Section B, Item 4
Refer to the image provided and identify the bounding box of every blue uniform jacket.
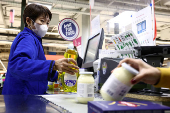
[2,27,58,95]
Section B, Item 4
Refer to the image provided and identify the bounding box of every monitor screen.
[84,33,100,64]
[82,28,104,70]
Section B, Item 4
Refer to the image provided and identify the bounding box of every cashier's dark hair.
[23,4,52,27]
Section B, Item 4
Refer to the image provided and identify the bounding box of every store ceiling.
[0,0,170,49]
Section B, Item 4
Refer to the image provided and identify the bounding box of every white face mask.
[30,19,48,38]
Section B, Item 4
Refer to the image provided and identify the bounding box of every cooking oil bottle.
[60,44,79,92]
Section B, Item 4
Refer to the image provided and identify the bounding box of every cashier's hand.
[117,58,161,85]
[53,58,79,75]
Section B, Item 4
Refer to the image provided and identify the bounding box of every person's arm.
[154,68,170,88]
[8,35,57,82]
[117,58,170,89]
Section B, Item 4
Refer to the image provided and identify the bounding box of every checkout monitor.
[82,28,104,71]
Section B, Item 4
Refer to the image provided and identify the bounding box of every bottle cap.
[121,63,139,75]
[79,72,93,75]
[79,68,86,72]
[68,43,74,49]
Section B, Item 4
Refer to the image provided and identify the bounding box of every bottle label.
[102,74,131,100]
[77,83,94,98]
[64,73,77,87]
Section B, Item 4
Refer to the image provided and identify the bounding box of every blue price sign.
[58,18,79,41]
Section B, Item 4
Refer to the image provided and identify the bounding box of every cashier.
[2,4,79,95]
[117,58,170,88]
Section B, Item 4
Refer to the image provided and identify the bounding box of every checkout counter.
[0,46,167,113]
[0,92,170,113]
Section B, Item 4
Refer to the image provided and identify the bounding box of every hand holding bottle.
[53,58,79,75]
[117,58,161,85]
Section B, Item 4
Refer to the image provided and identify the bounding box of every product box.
[88,101,170,113]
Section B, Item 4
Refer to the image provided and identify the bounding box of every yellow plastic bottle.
[48,81,54,90]
[58,72,64,92]
[61,44,79,92]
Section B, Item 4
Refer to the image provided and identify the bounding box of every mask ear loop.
[29,18,35,30]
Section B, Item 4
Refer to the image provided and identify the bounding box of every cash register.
[81,27,170,96]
